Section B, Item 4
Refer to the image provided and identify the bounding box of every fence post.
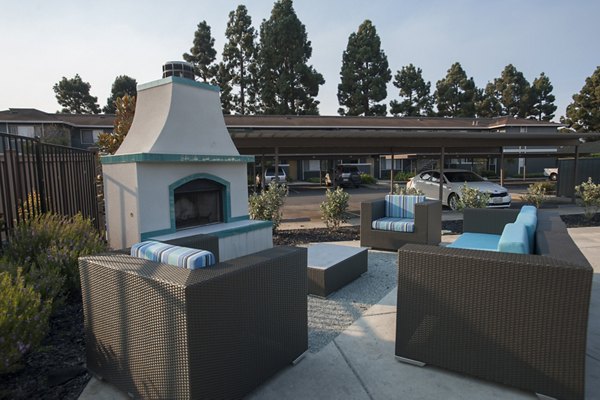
[34,139,47,213]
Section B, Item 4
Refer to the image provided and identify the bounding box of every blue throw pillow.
[520,205,537,216]
[384,195,425,219]
[498,223,530,254]
[131,240,216,269]
[515,212,537,251]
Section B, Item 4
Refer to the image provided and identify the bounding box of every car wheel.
[550,173,557,181]
[448,193,460,211]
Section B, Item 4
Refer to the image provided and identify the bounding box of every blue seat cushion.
[498,223,530,254]
[447,233,501,252]
[515,213,537,250]
[520,205,537,216]
[131,240,216,269]
[384,195,426,219]
[372,217,415,232]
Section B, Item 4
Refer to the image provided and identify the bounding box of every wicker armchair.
[79,244,307,400]
[396,210,593,400]
[360,198,441,251]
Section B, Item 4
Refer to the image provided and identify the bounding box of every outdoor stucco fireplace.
[101,62,272,259]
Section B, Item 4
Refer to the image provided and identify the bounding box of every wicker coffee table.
[307,243,368,297]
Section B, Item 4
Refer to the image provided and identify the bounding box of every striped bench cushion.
[372,217,415,232]
[385,195,426,219]
[131,240,216,269]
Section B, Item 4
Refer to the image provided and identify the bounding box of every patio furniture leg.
[292,350,308,365]
[395,356,426,367]
[535,393,557,400]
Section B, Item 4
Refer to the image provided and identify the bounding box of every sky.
[1,0,599,121]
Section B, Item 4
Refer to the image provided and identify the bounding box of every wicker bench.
[79,243,307,399]
[396,209,593,400]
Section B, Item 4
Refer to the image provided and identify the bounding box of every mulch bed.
[1,212,597,399]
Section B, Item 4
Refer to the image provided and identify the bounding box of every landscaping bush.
[360,173,377,184]
[2,213,106,298]
[478,169,497,178]
[393,171,415,182]
[0,269,52,374]
[521,182,547,208]
[320,187,350,230]
[248,181,288,232]
[306,177,321,184]
[392,184,423,195]
[457,183,490,211]
[575,177,600,219]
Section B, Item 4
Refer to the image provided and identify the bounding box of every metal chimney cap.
[162,61,195,80]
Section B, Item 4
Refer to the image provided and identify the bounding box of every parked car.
[544,167,558,181]
[263,167,287,184]
[335,165,361,188]
[406,169,511,210]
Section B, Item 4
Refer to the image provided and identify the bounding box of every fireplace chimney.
[162,61,195,80]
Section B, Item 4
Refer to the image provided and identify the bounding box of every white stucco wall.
[102,163,140,250]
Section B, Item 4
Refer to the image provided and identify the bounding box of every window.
[308,160,320,171]
[81,129,102,144]
[520,126,528,133]
[12,125,35,137]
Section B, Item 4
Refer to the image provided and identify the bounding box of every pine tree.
[529,72,557,121]
[494,64,531,118]
[337,20,391,116]
[222,5,259,115]
[53,74,100,114]
[183,21,217,82]
[97,94,136,154]
[434,62,477,117]
[103,75,137,114]
[562,66,600,132]
[389,64,433,117]
[476,83,502,117]
[213,62,234,114]
[258,0,324,115]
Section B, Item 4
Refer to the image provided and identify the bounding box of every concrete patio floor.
[80,227,600,400]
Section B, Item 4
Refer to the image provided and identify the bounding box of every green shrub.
[521,182,547,208]
[392,184,423,195]
[360,173,377,184]
[393,171,415,182]
[306,177,321,183]
[320,187,350,230]
[457,184,490,211]
[538,181,556,193]
[479,170,497,178]
[575,177,600,219]
[0,269,51,374]
[248,181,288,232]
[2,213,106,297]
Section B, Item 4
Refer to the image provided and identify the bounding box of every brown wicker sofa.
[396,208,593,400]
[79,235,307,400]
[360,197,441,251]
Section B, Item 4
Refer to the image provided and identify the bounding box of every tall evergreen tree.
[183,21,217,82]
[389,64,433,117]
[222,5,259,115]
[476,83,502,117]
[562,66,600,132]
[213,62,234,114]
[103,75,137,114]
[494,64,531,118]
[529,72,557,121]
[434,62,477,117]
[258,0,324,115]
[53,74,100,114]
[337,20,391,116]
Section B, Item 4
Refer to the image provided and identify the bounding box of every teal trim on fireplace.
[101,153,254,165]
[137,76,221,92]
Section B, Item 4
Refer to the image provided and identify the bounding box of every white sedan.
[407,169,511,210]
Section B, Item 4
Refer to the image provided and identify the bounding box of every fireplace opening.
[174,179,224,229]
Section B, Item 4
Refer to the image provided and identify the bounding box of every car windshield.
[444,171,484,183]
[341,166,359,173]
[265,168,284,175]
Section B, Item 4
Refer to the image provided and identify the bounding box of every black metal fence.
[0,133,100,249]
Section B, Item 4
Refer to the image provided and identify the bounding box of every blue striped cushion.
[372,217,415,232]
[131,241,215,269]
[385,195,426,219]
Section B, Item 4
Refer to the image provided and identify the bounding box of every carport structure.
[226,115,600,202]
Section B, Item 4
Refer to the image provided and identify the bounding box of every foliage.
[392,184,423,195]
[306,177,321,183]
[575,177,600,219]
[389,64,433,117]
[476,82,502,117]
[320,187,350,230]
[103,75,137,114]
[521,182,547,208]
[258,0,324,115]
[478,169,497,178]
[40,124,70,146]
[337,19,391,116]
[360,173,377,184]
[529,72,556,121]
[97,94,136,154]
[53,74,100,114]
[183,21,217,82]
[221,5,259,115]
[213,62,234,114]
[0,269,51,374]
[2,213,107,297]
[562,66,600,133]
[434,62,478,117]
[479,64,531,118]
[248,181,288,231]
[456,183,490,211]
[393,171,415,182]
[17,191,42,221]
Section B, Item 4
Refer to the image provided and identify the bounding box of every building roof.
[0,108,115,128]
